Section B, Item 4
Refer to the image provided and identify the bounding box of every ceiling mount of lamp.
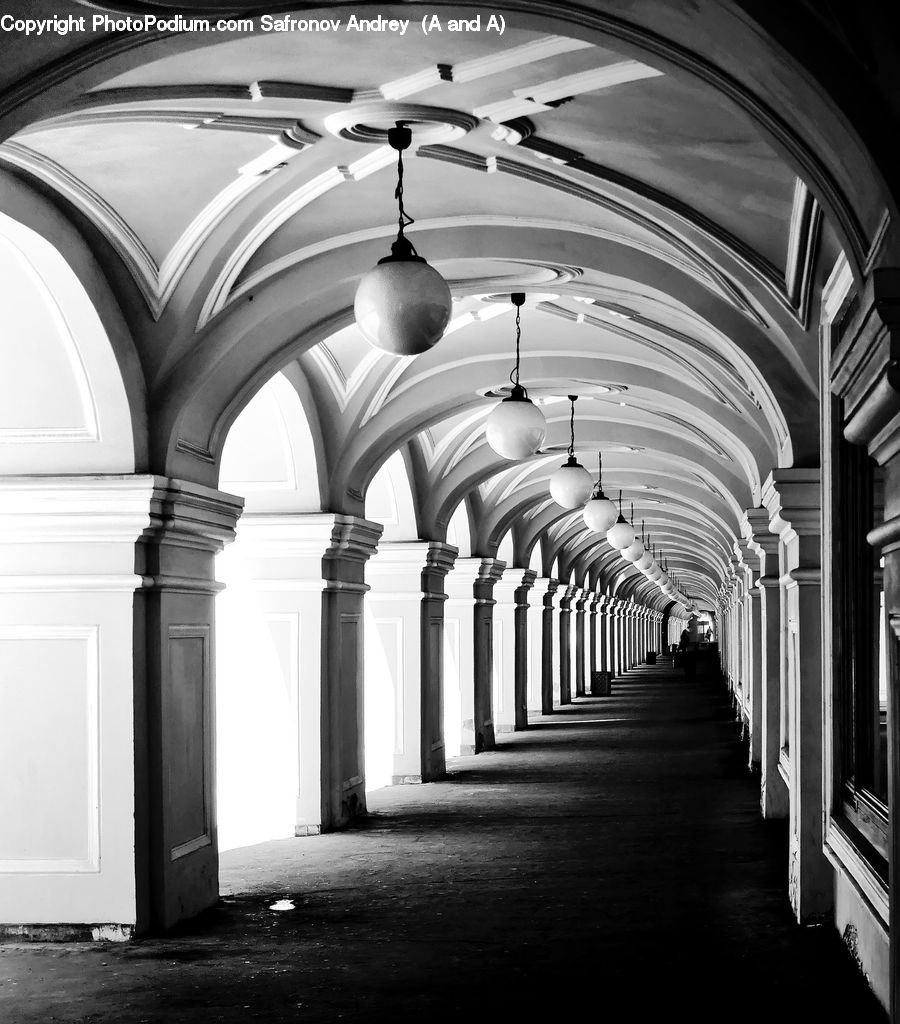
[354,122,452,356]
[583,450,618,533]
[549,396,594,508]
[485,293,547,460]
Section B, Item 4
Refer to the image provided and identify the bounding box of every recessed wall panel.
[0,626,98,872]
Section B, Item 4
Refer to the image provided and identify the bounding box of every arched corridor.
[4,1,900,1018]
[1,661,886,1022]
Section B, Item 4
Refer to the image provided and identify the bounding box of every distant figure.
[705,628,712,643]
[679,628,690,652]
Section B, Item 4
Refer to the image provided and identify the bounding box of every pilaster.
[574,590,587,697]
[739,529,764,772]
[0,475,178,936]
[763,469,828,924]
[528,577,555,715]
[368,540,457,784]
[540,579,561,713]
[493,568,535,733]
[558,584,577,704]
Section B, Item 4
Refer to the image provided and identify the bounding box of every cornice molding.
[832,267,900,464]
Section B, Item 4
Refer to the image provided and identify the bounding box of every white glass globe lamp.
[583,451,618,532]
[606,489,635,550]
[485,385,546,459]
[550,455,594,509]
[549,396,593,508]
[354,124,452,356]
[622,538,645,562]
[606,514,635,551]
[485,294,546,459]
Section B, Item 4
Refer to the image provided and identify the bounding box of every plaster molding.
[198,148,395,328]
[761,469,822,542]
[832,267,900,464]
[0,141,160,314]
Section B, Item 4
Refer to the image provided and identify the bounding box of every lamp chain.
[393,141,417,254]
[568,396,576,457]
[510,304,522,387]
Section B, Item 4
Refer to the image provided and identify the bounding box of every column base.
[294,825,322,837]
[475,723,496,753]
[0,923,134,942]
[391,774,424,785]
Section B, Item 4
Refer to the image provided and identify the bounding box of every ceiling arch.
[1,1,895,611]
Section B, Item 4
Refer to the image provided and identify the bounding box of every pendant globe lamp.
[583,450,618,533]
[606,490,635,550]
[622,504,645,562]
[549,396,594,508]
[647,549,663,582]
[485,293,546,459]
[354,123,452,356]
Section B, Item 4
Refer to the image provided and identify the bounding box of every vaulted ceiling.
[0,0,882,611]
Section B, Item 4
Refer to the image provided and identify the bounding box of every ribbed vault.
[2,0,896,611]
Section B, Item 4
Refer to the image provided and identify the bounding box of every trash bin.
[591,670,611,696]
[646,651,657,665]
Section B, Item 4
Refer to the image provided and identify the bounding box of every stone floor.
[0,662,888,1022]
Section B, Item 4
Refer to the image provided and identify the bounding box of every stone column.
[640,608,649,662]
[528,578,555,716]
[514,570,537,730]
[558,584,576,704]
[738,534,764,771]
[318,517,383,832]
[598,596,610,676]
[136,480,245,930]
[588,593,599,681]
[446,557,504,754]
[764,469,828,924]
[474,558,505,752]
[608,599,620,677]
[492,568,536,734]
[540,578,561,713]
[746,508,789,818]
[223,513,379,840]
[367,540,457,783]
[0,476,241,937]
[574,590,587,697]
[445,558,480,755]
[625,602,636,670]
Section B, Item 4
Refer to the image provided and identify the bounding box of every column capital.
[494,566,536,600]
[472,557,505,606]
[369,540,457,599]
[761,469,822,542]
[425,541,458,577]
[736,538,761,580]
[743,506,780,567]
[144,478,243,551]
[530,576,558,599]
[321,514,383,593]
[831,267,900,462]
[476,557,506,587]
